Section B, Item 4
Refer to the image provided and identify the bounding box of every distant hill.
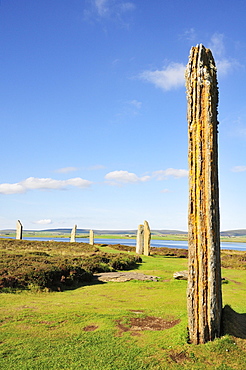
[41,229,137,235]
[0,228,187,235]
[220,229,246,237]
[1,228,246,237]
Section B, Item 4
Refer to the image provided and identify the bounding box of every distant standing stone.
[136,224,144,254]
[70,224,77,242]
[16,220,23,240]
[144,220,151,256]
[89,229,94,245]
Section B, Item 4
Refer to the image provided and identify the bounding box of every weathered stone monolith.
[186,44,222,344]
[70,225,77,242]
[16,220,23,240]
[89,229,94,245]
[136,224,144,254]
[143,220,151,256]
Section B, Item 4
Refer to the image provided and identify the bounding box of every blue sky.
[1,0,246,231]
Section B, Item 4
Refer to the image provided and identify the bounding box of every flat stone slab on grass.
[93,272,160,282]
[173,270,188,280]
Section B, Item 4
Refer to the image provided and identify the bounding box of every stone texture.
[16,220,23,240]
[173,270,188,280]
[93,272,159,282]
[186,44,222,344]
[143,220,151,256]
[89,229,94,245]
[136,224,144,254]
[70,224,77,242]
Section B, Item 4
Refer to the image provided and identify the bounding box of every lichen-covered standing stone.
[186,44,222,344]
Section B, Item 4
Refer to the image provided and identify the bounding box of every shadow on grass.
[0,278,107,293]
[56,277,108,291]
[222,304,246,339]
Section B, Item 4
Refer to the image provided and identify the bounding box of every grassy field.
[0,240,246,369]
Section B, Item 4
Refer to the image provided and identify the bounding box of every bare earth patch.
[83,325,99,332]
[169,350,190,363]
[116,316,180,336]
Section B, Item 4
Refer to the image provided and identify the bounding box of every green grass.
[0,241,246,369]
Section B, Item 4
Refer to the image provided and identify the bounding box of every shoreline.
[1,233,246,244]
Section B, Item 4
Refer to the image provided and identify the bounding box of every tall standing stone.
[70,225,77,242]
[89,229,94,245]
[16,220,23,240]
[136,224,144,254]
[143,220,151,256]
[186,44,222,344]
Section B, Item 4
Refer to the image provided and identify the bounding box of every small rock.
[173,271,188,280]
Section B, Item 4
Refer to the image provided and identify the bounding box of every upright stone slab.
[70,225,77,242]
[143,220,151,256]
[186,44,222,344]
[89,229,94,246]
[136,224,144,254]
[16,220,23,240]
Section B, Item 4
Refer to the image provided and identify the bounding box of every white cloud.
[139,62,185,91]
[216,58,240,76]
[91,0,135,18]
[160,189,170,193]
[231,166,246,173]
[216,59,233,75]
[0,177,92,194]
[208,33,240,76]
[209,33,225,57]
[129,99,142,109]
[0,183,24,195]
[104,168,188,186]
[181,28,196,41]
[95,0,109,16]
[105,170,151,185]
[64,178,92,187]
[119,2,135,12]
[55,167,78,173]
[153,168,188,180]
[34,219,52,225]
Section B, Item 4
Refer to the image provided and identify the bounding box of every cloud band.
[0,177,92,195]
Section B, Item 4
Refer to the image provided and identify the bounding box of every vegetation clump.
[0,239,142,291]
[221,250,246,270]
[0,238,99,254]
[150,247,188,258]
[105,244,136,252]
[108,244,188,257]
